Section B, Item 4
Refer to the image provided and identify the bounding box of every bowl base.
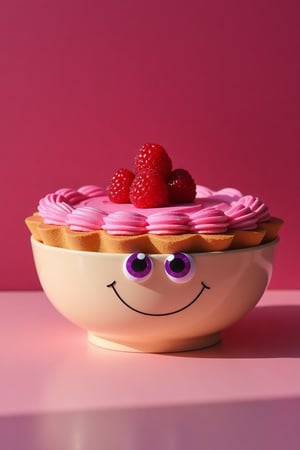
[87,331,221,353]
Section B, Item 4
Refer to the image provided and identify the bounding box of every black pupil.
[170,258,185,273]
[132,258,147,273]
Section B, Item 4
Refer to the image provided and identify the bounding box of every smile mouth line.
[106,281,211,317]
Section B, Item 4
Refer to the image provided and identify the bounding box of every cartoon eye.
[164,253,195,283]
[123,252,153,282]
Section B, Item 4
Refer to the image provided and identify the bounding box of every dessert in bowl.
[26,144,283,352]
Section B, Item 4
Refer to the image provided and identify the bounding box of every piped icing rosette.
[224,200,268,249]
[66,206,106,231]
[78,185,108,198]
[102,211,147,235]
[225,204,258,230]
[196,185,215,197]
[38,193,74,225]
[55,188,86,205]
[210,187,243,205]
[235,195,270,223]
[146,212,190,235]
[188,208,229,234]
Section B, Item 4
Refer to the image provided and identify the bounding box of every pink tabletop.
[1,290,300,449]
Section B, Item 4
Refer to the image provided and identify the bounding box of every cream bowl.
[31,236,278,353]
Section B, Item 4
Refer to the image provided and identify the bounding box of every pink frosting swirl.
[196,185,214,197]
[66,206,106,231]
[188,208,229,234]
[146,212,190,234]
[38,193,74,225]
[225,204,258,230]
[211,187,243,203]
[78,185,107,198]
[102,211,147,235]
[235,195,270,222]
[55,188,86,205]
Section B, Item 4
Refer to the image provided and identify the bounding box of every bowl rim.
[30,235,279,257]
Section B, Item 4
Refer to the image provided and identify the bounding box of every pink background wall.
[0,0,299,290]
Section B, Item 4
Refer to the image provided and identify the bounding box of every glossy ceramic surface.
[31,237,278,352]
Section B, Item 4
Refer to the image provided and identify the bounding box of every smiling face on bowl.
[106,251,211,316]
[31,237,277,348]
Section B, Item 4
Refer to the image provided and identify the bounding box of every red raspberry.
[167,168,196,204]
[134,143,172,179]
[108,168,135,203]
[129,169,169,208]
